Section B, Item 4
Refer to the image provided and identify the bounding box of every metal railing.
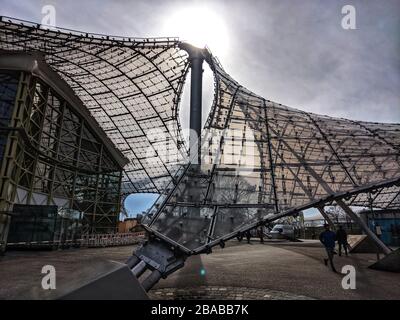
[6,232,146,249]
[81,232,146,248]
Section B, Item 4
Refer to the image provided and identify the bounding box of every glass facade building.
[0,17,189,253]
[0,68,126,250]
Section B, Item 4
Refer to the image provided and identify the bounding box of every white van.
[269,224,295,240]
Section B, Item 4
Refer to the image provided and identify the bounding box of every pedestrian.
[336,225,349,256]
[311,230,316,240]
[319,224,337,272]
[246,230,251,244]
[258,227,264,243]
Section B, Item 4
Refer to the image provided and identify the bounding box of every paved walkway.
[0,240,399,299]
[155,240,399,300]
[148,286,314,300]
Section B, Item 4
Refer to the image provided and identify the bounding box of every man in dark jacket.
[319,224,337,272]
[245,230,251,244]
[336,225,349,256]
[258,227,264,243]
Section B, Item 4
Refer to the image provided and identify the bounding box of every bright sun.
[162,5,229,56]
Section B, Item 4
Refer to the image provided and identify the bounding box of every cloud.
[1,0,399,124]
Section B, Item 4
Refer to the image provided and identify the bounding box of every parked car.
[269,224,295,240]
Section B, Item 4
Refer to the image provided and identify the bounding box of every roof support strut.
[180,43,207,164]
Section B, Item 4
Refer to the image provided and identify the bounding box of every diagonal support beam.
[263,100,279,214]
[317,207,335,229]
[306,113,358,186]
[267,124,392,255]
[336,199,391,255]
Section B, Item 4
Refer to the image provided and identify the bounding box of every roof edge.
[0,50,129,168]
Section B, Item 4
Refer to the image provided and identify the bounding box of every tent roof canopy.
[0,16,399,219]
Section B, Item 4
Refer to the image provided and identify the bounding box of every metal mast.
[179,43,207,164]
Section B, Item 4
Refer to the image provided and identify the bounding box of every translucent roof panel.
[2,17,400,253]
[0,17,189,194]
[204,56,400,212]
[144,54,400,253]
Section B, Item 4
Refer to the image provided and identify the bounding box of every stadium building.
[0,52,128,250]
[0,16,399,275]
[0,17,189,252]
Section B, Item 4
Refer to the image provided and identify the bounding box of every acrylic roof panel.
[0,16,189,194]
[142,55,400,253]
[1,16,400,224]
[205,57,400,211]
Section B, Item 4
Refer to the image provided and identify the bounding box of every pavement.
[148,286,314,300]
[0,239,399,300]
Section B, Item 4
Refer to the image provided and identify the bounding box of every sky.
[123,193,159,219]
[2,0,399,218]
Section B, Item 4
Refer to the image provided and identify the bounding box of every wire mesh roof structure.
[207,58,400,210]
[144,55,400,253]
[0,16,189,194]
[1,17,400,254]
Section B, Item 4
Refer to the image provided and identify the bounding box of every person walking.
[319,224,337,272]
[336,225,349,257]
[311,230,316,240]
[258,226,264,243]
[245,230,251,244]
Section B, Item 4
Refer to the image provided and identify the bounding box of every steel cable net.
[0,17,189,195]
[1,17,400,253]
[145,55,400,253]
